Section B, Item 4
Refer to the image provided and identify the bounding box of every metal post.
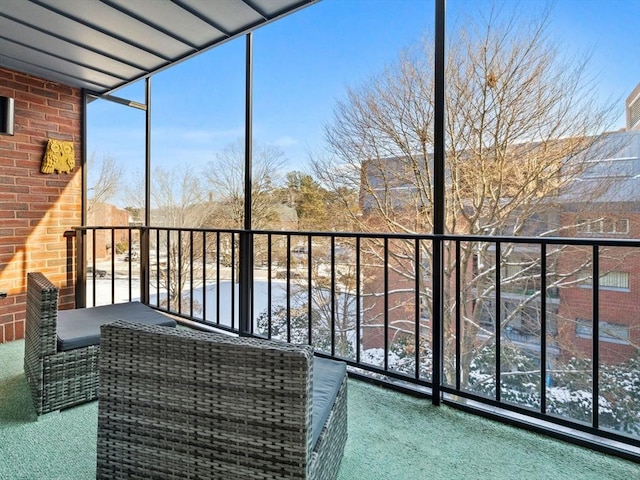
[432,0,446,406]
[77,91,89,308]
[75,228,85,308]
[239,32,254,335]
[141,77,152,304]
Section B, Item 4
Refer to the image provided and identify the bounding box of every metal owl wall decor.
[41,139,75,174]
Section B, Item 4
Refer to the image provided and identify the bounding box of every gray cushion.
[312,356,347,449]
[57,302,177,351]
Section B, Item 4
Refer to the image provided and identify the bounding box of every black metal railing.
[73,226,640,460]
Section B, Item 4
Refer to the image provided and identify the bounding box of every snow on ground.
[86,277,290,332]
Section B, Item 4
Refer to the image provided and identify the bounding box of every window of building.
[575,217,629,234]
[575,319,630,344]
[582,158,635,179]
[580,271,629,291]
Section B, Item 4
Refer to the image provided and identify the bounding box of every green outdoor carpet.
[1,339,638,480]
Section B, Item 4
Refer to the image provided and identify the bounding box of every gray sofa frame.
[97,320,348,480]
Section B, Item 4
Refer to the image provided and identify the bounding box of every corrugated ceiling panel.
[0,16,145,80]
[1,1,166,70]
[39,0,194,59]
[0,55,112,92]
[178,0,265,34]
[0,38,127,88]
[0,0,320,94]
[252,0,313,17]
[108,0,227,48]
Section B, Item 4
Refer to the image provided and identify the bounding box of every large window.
[580,271,630,291]
[576,319,631,344]
[575,217,629,235]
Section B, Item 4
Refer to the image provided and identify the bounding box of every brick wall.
[0,67,82,343]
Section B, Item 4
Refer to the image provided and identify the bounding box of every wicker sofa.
[24,272,176,416]
[96,320,348,480]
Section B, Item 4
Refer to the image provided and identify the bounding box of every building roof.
[0,0,319,95]
[564,130,640,204]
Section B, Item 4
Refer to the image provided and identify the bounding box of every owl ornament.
[41,139,75,174]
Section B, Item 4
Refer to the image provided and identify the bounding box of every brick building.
[360,127,640,366]
[557,130,640,364]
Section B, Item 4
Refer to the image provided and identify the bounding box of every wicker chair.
[97,320,348,480]
[24,272,176,416]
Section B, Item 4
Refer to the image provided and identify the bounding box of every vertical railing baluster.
[190,230,194,318]
[178,230,182,315]
[90,228,96,307]
[110,228,115,304]
[128,228,132,302]
[455,240,461,391]
[140,226,149,305]
[267,233,273,338]
[155,229,160,308]
[216,232,221,325]
[355,236,361,365]
[166,229,170,313]
[384,237,389,372]
[202,231,207,322]
[540,242,548,414]
[231,232,236,330]
[414,238,421,380]
[286,234,291,343]
[592,245,600,430]
[495,241,501,402]
[307,234,313,345]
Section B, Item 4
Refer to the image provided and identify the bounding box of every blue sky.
[87,0,640,180]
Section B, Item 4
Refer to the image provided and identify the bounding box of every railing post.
[74,228,86,308]
[431,0,446,406]
[239,231,253,335]
[140,227,150,305]
[239,31,254,336]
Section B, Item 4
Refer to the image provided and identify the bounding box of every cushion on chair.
[56,302,177,351]
[312,356,347,449]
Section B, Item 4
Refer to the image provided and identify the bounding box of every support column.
[239,32,254,335]
[432,0,446,406]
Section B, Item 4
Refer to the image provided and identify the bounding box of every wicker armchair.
[97,320,348,480]
[24,272,101,415]
[24,272,176,416]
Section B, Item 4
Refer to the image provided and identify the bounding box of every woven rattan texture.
[96,321,347,479]
[24,272,101,415]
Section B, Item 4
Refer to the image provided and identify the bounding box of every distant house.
[86,202,132,261]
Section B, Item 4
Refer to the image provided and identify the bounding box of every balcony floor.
[1,339,638,479]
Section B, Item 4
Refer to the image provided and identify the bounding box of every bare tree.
[146,166,210,314]
[203,139,285,229]
[202,140,288,275]
[313,2,623,392]
[86,152,125,215]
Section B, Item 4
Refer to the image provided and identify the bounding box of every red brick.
[18,75,46,89]
[29,86,58,99]
[14,320,25,340]
[4,323,14,341]
[14,91,48,105]
[47,99,76,111]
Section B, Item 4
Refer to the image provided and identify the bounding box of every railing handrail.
[73,225,640,248]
